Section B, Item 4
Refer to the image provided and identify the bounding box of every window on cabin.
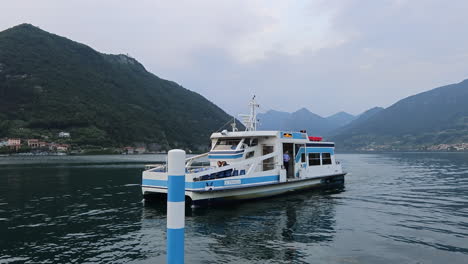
[308,153,321,166]
[262,145,275,171]
[246,151,254,159]
[251,138,258,146]
[301,153,306,163]
[322,153,332,165]
[295,144,301,156]
[213,138,242,150]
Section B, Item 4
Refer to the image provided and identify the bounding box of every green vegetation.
[332,80,468,151]
[0,24,239,151]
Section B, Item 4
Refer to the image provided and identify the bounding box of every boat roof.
[211,130,331,141]
[210,130,279,139]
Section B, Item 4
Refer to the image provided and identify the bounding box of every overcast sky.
[2,0,468,117]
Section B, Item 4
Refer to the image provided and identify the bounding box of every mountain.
[257,108,354,136]
[255,110,291,130]
[326,111,356,127]
[0,24,237,151]
[331,107,383,136]
[332,80,468,151]
[354,107,384,123]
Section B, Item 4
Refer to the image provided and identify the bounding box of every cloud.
[1,0,468,117]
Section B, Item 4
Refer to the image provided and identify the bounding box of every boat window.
[246,151,254,159]
[308,153,321,166]
[213,138,242,150]
[262,145,274,154]
[244,138,259,147]
[295,144,302,156]
[301,153,306,163]
[262,145,275,171]
[250,138,258,146]
[322,153,332,165]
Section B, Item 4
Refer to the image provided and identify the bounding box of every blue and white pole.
[167,149,186,264]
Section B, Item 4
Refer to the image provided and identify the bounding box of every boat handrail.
[186,165,211,168]
[191,152,278,176]
[145,151,279,175]
[144,152,208,171]
[145,164,165,170]
[185,152,209,167]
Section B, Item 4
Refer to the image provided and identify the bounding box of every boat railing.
[145,152,209,172]
[145,152,280,176]
[185,152,209,167]
[145,165,167,173]
[187,165,217,174]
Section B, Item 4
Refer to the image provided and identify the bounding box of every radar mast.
[238,96,260,131]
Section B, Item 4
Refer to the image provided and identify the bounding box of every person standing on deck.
[283,151,290,175]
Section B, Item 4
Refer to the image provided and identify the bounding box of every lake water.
[1,153,467,263]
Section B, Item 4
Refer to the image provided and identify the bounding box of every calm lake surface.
[1,153,467,263]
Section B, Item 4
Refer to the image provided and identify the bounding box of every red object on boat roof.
[308,136,322,142]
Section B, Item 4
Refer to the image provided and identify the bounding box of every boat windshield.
[213,138,242,150]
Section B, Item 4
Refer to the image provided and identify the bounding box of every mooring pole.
[167,149,186,264]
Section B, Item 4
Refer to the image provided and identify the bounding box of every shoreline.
[1,151,468,158]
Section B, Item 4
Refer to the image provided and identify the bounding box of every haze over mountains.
[259,79,468,151]
[257,109,357,136]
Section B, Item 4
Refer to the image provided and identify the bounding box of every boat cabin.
[205,130,338,182]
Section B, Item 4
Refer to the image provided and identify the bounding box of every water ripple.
[0,153,467,263]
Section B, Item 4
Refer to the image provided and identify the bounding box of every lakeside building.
[48,143,70,152]
[428,143,468,151]
[27,139,40,148]
[56,144,70,152]
[7,138,21,151]
[123,147,134,154]
[58,132,70,138]
[135,147,146,154]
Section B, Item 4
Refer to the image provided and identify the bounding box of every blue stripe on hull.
[191,174,345,207]
[142,175,280,190]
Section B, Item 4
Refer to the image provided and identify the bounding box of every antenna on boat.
[238,95,259,131]
[230,116,238,132]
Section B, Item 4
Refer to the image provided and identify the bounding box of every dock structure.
[167,149,186,264]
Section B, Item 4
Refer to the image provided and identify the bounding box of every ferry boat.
[142,97,346,207]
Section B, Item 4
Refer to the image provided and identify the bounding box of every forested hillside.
[0,24,236,151]
[332,80,468,151]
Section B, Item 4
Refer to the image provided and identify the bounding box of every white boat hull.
[143,173,345,207]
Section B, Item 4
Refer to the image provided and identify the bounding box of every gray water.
[0,153,467,263]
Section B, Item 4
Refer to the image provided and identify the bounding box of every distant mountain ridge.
[330,107,383,136]
[332,80,468,151]
[0,24,237,151]
[257,108,355,136]
[327,111,356,127]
